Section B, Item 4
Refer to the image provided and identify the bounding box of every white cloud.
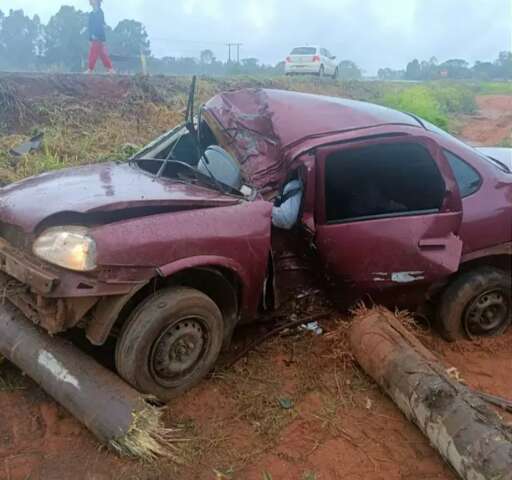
[244,0,276,32]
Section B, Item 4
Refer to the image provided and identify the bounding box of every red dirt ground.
[0,93,511,480]
[460,95,512,145]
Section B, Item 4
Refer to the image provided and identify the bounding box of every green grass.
[474,81,512,95]
[380,85,449,128]
[378,83,477,130]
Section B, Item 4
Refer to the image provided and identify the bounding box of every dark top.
[89,8,106,42]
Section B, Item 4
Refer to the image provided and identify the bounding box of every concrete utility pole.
[226,43,243,63]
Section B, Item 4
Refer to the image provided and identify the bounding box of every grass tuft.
[110,404,187,463]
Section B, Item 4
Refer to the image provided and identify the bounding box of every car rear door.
[314,135,464,290]
[323,49,335,74]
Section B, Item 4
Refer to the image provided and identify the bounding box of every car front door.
[314,135,464,292]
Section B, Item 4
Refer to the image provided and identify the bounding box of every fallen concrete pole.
[350,307,512,480]
[0,302,176,460]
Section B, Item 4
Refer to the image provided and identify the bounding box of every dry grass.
[110,404,186,462]
[0,74,483,187]
[164,311,378,478]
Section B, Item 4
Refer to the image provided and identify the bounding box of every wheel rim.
[463,289,510,338]
[150,317,208,385]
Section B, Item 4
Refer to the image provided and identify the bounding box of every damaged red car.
[0,86,510,400]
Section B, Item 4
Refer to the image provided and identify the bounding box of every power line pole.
[226,43,243,63]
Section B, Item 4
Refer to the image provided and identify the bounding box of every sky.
[4,0,512,74]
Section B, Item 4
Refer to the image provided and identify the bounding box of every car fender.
[157,255,251,305]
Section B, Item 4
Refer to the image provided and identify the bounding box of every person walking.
[87,0,115,74]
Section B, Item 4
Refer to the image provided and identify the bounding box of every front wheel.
[332,67,339,80]
[115,286,224,401]
[437,267,511,341]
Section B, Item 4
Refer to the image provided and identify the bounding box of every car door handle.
[418,238,448,249]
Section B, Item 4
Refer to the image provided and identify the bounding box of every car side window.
[444,150,482,197]
[324,143,446,223]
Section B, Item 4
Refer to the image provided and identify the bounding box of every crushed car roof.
[204,88,422,194]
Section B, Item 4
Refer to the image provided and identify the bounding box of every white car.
[285,46,338,78]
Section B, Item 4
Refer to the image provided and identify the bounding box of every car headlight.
[33,226,97,272]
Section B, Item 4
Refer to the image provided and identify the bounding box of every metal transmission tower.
[226,43,243,63]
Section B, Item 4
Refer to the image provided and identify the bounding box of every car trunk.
[288,48,318,65]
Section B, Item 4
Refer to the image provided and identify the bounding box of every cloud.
[5,0,511,73]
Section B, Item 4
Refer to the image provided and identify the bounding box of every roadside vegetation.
[0,75,509,188]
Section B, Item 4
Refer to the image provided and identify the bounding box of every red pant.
[88,41,113,71]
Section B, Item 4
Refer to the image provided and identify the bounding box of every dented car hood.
[0,162,239,233]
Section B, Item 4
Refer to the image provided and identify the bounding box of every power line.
[226,42,243,63]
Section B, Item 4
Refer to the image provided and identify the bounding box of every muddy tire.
[438,267,511,341]
[115,287,224,401]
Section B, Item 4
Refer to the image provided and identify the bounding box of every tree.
[110,20,151,59]
[440,59,471,79]
[405,59,421,80]
[337,60,362,80]
[472,61,497,80]
[378,68,404,80]
[0,9,39,70]
[239,57,259,74]
[495,51,512,79]
[199,49,215,65]
[44,6,89,71]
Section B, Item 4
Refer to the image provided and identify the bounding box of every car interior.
[325,142,446,223]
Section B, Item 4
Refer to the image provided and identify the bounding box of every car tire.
[115,286,224,401]
[332,67,339,80]
[318,65,325,77]
[437,267,511,342]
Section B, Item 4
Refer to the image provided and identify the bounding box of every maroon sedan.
[0,88,510,400]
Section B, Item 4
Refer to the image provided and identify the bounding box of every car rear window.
[291,47,316,55]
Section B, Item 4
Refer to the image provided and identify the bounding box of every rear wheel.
[115,286,224,401]
[318,65,325,77]
[332,67,339,79]
[437,267,511,341]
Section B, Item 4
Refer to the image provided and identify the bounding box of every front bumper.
[0,271,98,334]
[0,238,59,294]
[0,238,144,334]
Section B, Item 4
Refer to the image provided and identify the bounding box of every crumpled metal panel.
[204,89,283,197]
